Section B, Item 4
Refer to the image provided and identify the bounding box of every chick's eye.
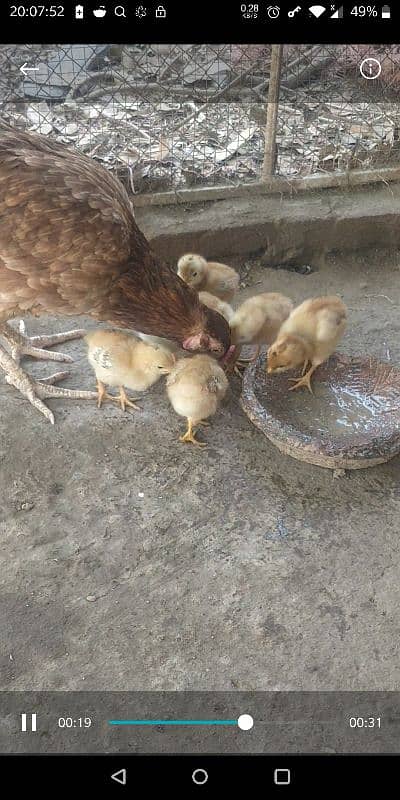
[192,272,197,277]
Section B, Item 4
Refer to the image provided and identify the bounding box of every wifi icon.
[309,5,326,16]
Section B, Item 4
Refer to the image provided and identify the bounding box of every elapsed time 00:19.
[58,717,92,729]
[349,717,381,728]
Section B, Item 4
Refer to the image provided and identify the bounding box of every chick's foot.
[0,321,86,366]
[0,343,97,424]
[288,366,316,394]
[179,418,207,447]
[96,381,140,412]
[115,386,141,412]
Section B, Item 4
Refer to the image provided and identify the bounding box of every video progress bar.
[108,715,254,730]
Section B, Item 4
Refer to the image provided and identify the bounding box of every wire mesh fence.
[0,43,399,200]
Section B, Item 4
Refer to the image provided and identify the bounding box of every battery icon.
[382,5,391,18]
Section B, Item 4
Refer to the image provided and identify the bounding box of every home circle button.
[192,768,209,785]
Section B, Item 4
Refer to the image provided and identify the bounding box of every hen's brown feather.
[0,125,227,349]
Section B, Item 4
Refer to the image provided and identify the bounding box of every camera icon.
[267,5,280,17]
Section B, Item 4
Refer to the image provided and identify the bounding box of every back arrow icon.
[111,769,127,785]
[20,63,39,77]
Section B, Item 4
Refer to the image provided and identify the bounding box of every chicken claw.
[0,321,85,366]
[179,418,207,447]
[96,381,141,412]
[0,343,97,424]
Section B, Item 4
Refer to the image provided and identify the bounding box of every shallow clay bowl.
[241,351,400,469]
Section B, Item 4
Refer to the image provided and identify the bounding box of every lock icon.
[155,5,166,17]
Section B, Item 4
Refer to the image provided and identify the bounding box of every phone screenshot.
[1,0,399,791]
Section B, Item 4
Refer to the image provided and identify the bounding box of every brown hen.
[0,125,230,422]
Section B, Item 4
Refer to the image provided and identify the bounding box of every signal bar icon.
[331,5,343,17]
[21,713,37,732]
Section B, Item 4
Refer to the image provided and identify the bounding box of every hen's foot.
[0,344,97,425]
[96,381,141,412]
[0,321,86,366]
[179,418,207,447]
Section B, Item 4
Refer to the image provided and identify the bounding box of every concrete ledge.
[135,182,400,266]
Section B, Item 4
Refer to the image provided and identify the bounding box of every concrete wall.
[135,182,400,267]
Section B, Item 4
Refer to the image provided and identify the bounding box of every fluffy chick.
[85,329,175,411]
[177,254,239,302]
[198,291,234,323]
[229,292,293,370]
[165,354,229,446]
[267,296,347,393]
[136,332,178,353]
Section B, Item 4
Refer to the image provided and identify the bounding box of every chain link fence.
[0,43,399,202]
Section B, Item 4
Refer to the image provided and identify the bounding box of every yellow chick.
[137,332,178,354]
[229,292,293,368]
[177,254,240,302]
[267,296,347,394]
[85,329,175,411]
[165,354,229,446]
[198,291,234,323]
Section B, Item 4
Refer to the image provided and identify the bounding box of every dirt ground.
[1,247,400,692]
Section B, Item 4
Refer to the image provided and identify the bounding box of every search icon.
[114,5,126,16]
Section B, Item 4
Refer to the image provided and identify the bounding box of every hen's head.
[182,306,231,358]
[177,253,207,289]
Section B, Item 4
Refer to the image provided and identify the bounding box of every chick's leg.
[115,386,141,412]
[301,359,310,376]
[0,321,85,366]
[96,380,107,409]
[96,381,140,412]
[0,342,97,425]
[288,364,317,394]
[179,418,207,447]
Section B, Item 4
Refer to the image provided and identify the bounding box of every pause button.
[21,713,37,731]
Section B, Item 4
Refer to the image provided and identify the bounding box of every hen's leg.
[0,321,85,366]
[179,418,207,447]
[0,342,97,424]
[234,344,261,375]
[224,344,242,376]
